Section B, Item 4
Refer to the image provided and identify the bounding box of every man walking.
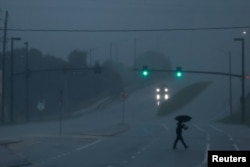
[173,121,188,150]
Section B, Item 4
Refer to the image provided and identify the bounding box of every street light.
[10,37,22,122]
[234,37,245,123]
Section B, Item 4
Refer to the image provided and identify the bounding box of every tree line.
[0,48,172,123]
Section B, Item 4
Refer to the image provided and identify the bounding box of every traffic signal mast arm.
[134,68,242,78]
[13,66,102,76]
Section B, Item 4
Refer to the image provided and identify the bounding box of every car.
[155,85,170,106]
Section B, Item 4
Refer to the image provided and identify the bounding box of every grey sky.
[1,0,250,72]
[2,0,249,28]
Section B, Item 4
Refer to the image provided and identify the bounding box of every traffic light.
[141,65,149,77]
[176,67,183,78]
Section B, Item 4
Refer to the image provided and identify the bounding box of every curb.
[0,146,32,167]
[80,123,130,137]
[0,139,23,146]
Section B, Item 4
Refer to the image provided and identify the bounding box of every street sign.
[37,100,46,111]
[120,91,128,101]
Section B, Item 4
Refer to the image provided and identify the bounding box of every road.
[1,76,250,167]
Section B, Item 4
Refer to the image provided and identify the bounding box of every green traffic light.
[141,65,149,77]
[176,72,182,77]
[142,70,149,77]
[176,67,183,78]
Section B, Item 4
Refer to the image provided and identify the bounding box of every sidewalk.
[0,122,130,167]
[0,93,130,167]
[0,140,31,167]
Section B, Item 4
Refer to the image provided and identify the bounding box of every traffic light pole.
[135,67,245,122]
[1,11,8,124]
[228,52,233,116]
[134,68,242,78]
[234,38,245,123]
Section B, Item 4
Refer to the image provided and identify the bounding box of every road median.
[157,81,212,116]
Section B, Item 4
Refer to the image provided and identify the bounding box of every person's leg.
[180,136,188,149]
[173,136,180,149]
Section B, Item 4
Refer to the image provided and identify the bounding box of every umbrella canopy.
[175,115,192,122]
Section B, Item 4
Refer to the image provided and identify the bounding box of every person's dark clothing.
[173,122,188,149]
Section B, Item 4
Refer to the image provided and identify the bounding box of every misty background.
[1,0,250,122]
[1,0,249,68]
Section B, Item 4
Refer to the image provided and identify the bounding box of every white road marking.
[131,155,136,159]
[122,160,128,164]
[195,143,210,167]
[34,139,103,166]
[209,125,225,134]
[211,110,226,120]
[228,135,233,141]
[233,144,240,151]
[206,134,210,142]
[209,125,241,158]
[209,125,243,160]
[56,155,62,158]
[192,123,206,133]
[203,143,210,164]
[162,123,169,132]
[75,139,102,151]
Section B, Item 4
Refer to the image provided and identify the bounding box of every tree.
[44,54,65,69]
[67,49,87,68]
[136,50,172,80]
[29,48,44,70]
[136,50,171,70]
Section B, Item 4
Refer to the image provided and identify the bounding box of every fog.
[1,1,250,166]
[1,0,250,70]
[1,0,250,109]
[1,0,250,112]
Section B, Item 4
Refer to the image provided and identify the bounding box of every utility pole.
[59,89,63,136]
[234,38,245,123]
[115,44,118,63]
[110,42,113,62]
[228,51,233,116]
[10,37,21,123]
[134,39,137,69]
[24,42,29,121]
[89,48,92,66]
[1,11,8,124]
[109,42,113,70]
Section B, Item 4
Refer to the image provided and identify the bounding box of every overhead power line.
[4,25,250,33]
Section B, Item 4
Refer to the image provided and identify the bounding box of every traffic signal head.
[176,67,183,78]
[141,65,149,77]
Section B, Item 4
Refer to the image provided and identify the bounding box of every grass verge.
[218,94,250,126]
[157,81,212,116]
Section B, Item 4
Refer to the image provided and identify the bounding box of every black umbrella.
[175,115,192,122]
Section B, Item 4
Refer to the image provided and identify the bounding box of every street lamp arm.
[12,37,22,41]
[234,38,243,41]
